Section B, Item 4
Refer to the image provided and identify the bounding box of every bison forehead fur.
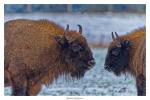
[4,19,95,95]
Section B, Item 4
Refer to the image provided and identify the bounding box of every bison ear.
[55,35,68,47]
[122,40,132,50]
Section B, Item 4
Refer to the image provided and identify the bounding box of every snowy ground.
[4,12,145,96]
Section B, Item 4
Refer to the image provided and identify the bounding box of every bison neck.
[30,46,71,86]
[120,27,145,77]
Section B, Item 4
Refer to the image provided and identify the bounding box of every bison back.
[4,19,62,77]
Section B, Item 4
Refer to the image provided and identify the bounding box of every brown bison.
[4,19,95,96]
[104,27,146,96]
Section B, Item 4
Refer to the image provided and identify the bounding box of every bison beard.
[4,19,95,96]
[104,28,146,96]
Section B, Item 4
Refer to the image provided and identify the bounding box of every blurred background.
[4,4,146,96]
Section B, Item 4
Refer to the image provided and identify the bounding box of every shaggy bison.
[104,27,146,96]
[4,19,95,96]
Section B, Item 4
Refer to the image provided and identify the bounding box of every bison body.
[5,19,95,96]
[105,27,146,96]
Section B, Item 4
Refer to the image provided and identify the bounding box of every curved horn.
[111,32,115,40]
[77,24,82,34]
[64,24,69,35]
[115,32,119,39]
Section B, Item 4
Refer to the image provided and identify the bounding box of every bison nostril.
[88,59,96,66]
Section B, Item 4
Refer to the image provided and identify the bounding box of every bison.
[4,19,95,96]
[104,27,146,96]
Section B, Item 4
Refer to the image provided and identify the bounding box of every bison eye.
[71,43,83,52]
[111,49,120,56]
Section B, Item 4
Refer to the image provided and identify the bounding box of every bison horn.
[64,24,69,36]
[111,32,120,40]
[115,32,119,39]
[115,32,121,41]
[64,24,74,43]
[77,24,82,34]
[111,32,115,40]
[66,24,69,31]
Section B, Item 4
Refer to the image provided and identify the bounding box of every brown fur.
[5,19,95,95]
[105,27,146,95]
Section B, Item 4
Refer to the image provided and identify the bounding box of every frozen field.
[4,12,145,96]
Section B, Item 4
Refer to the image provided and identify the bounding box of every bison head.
[55,25,95,78]
[104,32,132,76]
